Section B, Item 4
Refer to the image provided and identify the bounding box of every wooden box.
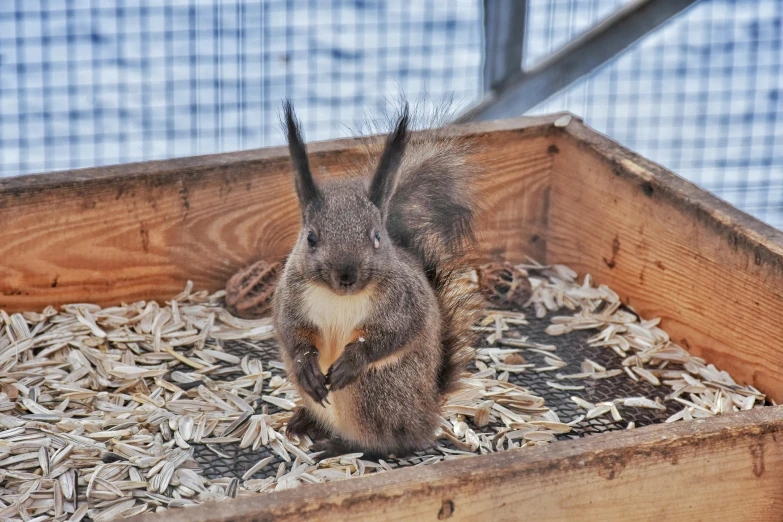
[2,115,783,521]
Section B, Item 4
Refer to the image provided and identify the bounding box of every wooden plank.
[547,118,783,402]
[129,406,783,522]
[0,115,558,312]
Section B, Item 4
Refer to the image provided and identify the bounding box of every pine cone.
[225,260,282,318]
[476,261,532,310]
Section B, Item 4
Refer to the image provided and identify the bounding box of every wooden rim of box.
[3,115,783,520]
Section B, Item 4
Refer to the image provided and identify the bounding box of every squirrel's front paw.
[296,355,329,407]
[327,346,366,391]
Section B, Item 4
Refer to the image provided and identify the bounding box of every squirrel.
[273,100,481,458]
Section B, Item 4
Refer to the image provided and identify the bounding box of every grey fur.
[273,102,481,458]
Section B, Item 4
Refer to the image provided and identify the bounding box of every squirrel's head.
[283,100,410,295]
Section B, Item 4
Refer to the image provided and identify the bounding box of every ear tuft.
[283,100,321,211]
[368,104,410,217]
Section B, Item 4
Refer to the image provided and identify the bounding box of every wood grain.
[547,120,783,402]
[5,113,783,521]
[128,406,783,522]
[0,115,557,312]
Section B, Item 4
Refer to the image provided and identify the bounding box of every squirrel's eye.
[307,231,317,248]
[373,230,381,249]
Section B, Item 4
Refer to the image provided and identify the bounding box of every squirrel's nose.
[335,265,358,287]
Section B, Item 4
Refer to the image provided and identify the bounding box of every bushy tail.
[386,134,483,397]
[430,268,482,397]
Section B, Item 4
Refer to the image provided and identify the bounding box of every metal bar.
[482,0,527,92]
[459,0,701,123]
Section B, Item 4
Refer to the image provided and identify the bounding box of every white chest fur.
[301,283,374,373]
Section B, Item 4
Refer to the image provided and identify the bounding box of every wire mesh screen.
[524,0,634,68]
[530,0,783,228]
[0,0,481,176]
[2,0,783,228]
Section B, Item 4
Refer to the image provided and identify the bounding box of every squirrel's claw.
[297,355,329,407]
[327,351,364,391]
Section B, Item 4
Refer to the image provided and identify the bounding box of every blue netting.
[524,0,634,68]
[531,0,783,228]
[1,0,782,228]
[0,0,481,176]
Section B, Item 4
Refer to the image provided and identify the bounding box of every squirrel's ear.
[369,105,410,219]
[283,100,321,212]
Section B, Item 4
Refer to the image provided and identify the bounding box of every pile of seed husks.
[0,263,765,521]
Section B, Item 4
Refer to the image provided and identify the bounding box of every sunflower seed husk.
[0,264,761,520]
